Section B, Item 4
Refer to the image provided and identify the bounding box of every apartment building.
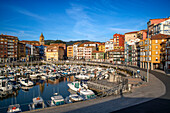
[106,49,124,64]
[147,17,170,38]
[113,33,125,49]
[98,43,105,52]
[73,42,81,59]
[140,34,169,70]
[77,42,98,60]
[124,31,139,65]
[136,30,147,67]
[67,45,73,59]
[92,51,105,62]
[18,42,26,61]
[45,45,64,61]
[0,34,19,63]
[165,38,170,73]
[105,39,114,52]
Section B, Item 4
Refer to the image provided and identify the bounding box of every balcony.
[160,48,165,52]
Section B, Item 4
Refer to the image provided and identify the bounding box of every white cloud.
[9,5,46,21]
[109,28,137,33]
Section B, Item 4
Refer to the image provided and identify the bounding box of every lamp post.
[147,37,149,82]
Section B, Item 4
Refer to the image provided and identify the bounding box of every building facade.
[45,46,64,61]
[0,34,19,63]
[106,49,124,64]
[105,39,114,52]
[73,42,81,60]
[67,45,73,59]
[98,43,105,52]
[18,42,26,61]
[92,51,105,62]
[124,31,139,65]
[113,33,125,49]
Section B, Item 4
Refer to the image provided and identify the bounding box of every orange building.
[67,45,73,59]
[113,33,125,49]
[140,34,169,70]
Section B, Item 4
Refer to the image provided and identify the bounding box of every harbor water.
[0,76,75,113]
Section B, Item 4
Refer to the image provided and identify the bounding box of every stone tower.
[39,33,45,45]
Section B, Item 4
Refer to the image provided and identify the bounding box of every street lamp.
[147,38,149,82]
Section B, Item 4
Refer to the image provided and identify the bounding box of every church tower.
[39,33,45,45]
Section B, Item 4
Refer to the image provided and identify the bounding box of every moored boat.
[7,104,22,113]
[28,97,46,110]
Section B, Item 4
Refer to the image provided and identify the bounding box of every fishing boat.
[67,81,88,92]
[7,104,22,113]
[28,97,46,110]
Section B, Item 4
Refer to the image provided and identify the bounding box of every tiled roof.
[108,49,124,52]
[20,40,39,43]
[125,31,138,34]
[151,34,170,40]
[86,46,95,48]
[92,51,104,53]
[0,34,18,37]
[140,30,147,32]
[78,44,84,47]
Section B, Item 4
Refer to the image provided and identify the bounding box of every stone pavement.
[24,70,165,113]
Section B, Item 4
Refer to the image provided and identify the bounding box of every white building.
[105,39,114,52]
[153,18,170,36]
[77,42,99,60]
[73,42,82,59]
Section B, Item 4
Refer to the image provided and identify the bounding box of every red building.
[113,33,125,49]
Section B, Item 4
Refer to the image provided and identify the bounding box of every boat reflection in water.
[0,75,90,113]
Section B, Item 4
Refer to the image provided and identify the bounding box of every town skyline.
[1,0,170,42]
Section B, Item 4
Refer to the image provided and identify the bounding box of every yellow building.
[45,45,64,61]
[67,45,73,59]
[98,43,105,52]
[140,34,169,70]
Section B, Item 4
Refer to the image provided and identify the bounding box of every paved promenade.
[24,69,165,113]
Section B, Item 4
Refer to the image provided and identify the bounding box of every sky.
[0,0,170,42]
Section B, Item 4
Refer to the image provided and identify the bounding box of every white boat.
[75,74,90,80]
[28,97,46,110]
[19,78,34,87]
[47,94,64,107]
[7,104,22,113]
[0,78,13,92]
[67,81,88,92]
[40,75,47,80]
[69,94,84,102]
[79,89,95,100]
[8,76,15,82]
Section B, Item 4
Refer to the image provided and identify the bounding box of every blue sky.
[0,0,170,42]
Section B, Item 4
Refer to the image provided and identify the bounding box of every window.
[156,46,158,49]
[149,57,151,61]
[162,39,164,42]
[156,57,158,61]
[155,40,158,43]
[156,51,158,54]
